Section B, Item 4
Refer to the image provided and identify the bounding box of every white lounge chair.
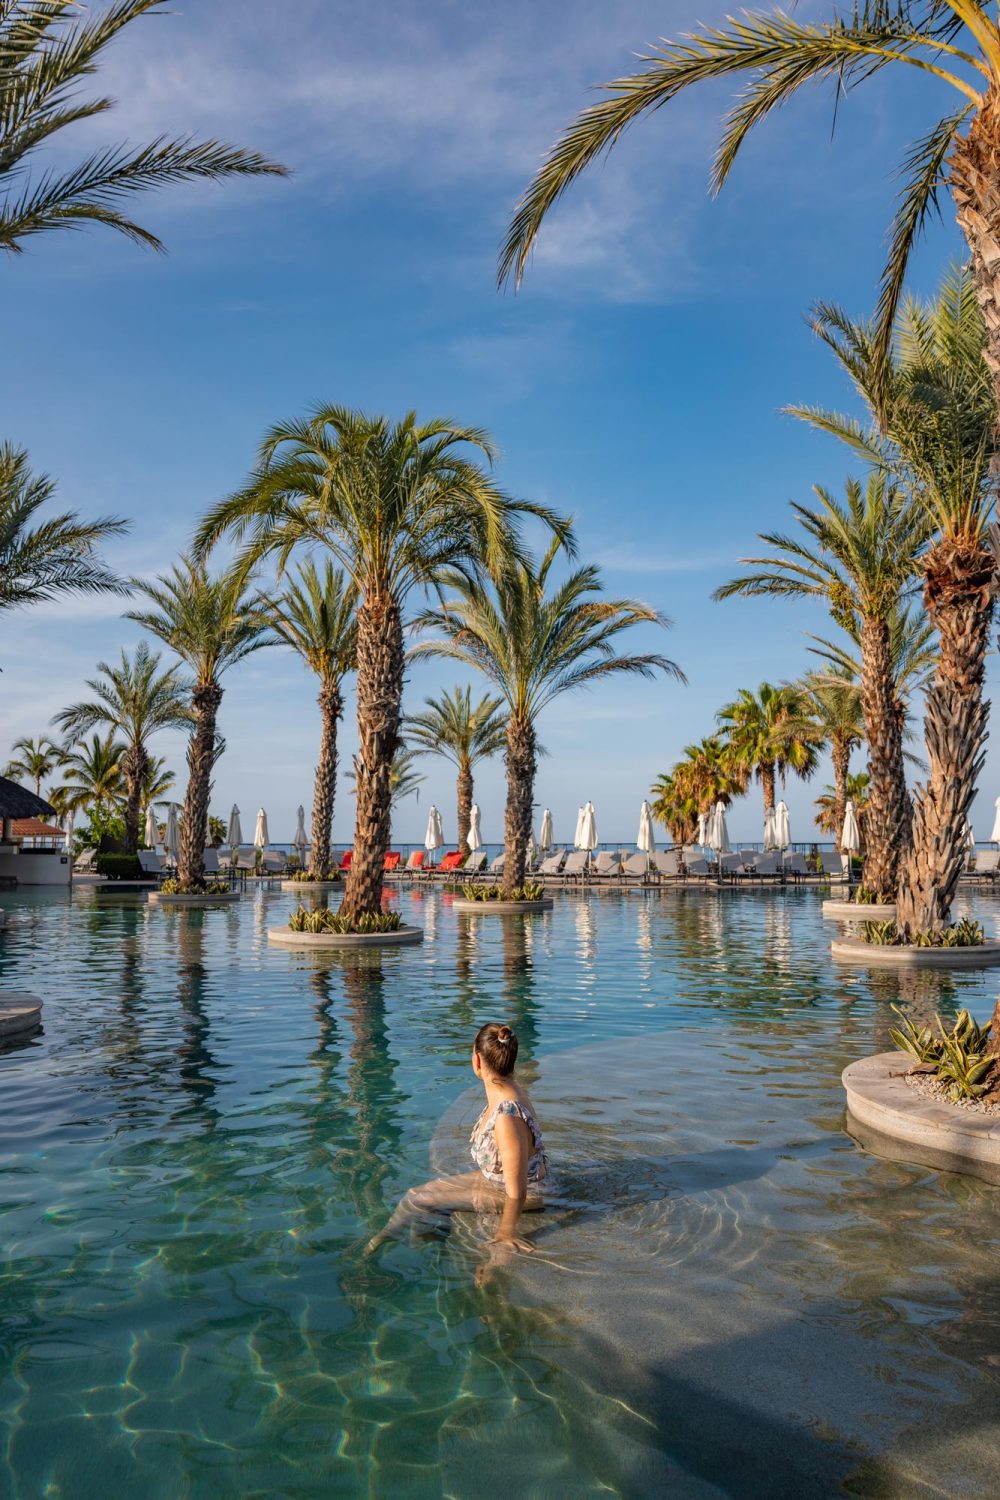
[262,850,286,875]
[820,852,846,878]
[782,853,809,880]
[562,850,590,883]
[718,854,742,879]
[620,853,650,882]
[593,850,621,879]
[137,850,162,878]
[972,850,999,883]
[751,852,782,879]
[464,850,488,878]
[685,857,712,878]
[74,847,96,872]
[538,849,566,877]
[653,850,681,880]
[234,847,257,875]
[488,852,505,876]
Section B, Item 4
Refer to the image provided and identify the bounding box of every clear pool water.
[2,883,1000,1498]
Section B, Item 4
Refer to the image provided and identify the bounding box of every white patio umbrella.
[697,810,707,847]
[579,800,598,851]
[253,808,269,849]
[63,810,74,853]
[292,805,308,857]
[143,804,158,848]
[763,806,777,850]
[841,799,861,855]
[467,803,482,851]
[573,806,585,848]
[637,800,656,855]
[774,800,791,850]
[424,805,444,864]
[164,803,180,860]
[538,809,553,852]
[991,797,1000,844]
[527,831,538,862]
[226,804,242,849]
[709,800,731,855]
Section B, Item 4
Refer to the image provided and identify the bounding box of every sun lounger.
[464,850,488,878]
[751,852,782,879]
[262,850,286,875]
[487,852,505,876]
[383,851,401,872]
[433,851,464,876]
[718,854,742,879]
[537,849,566,877]
[684,858,712,878]
[339,850,353,871]
[619,853,650,882]
[593,851,620,879]
[137,850,161,878]
[653,850,681,880]
[561,850,590,883]
[820,852,846,879]
[782,853,808,880]
[972,850,999,883]
[234,847,257,874]
[399,849,426,880]
[74,847,96,873]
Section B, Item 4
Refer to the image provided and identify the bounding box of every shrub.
[460,882,545,902]
[288,869,339,883]
[159,878,231,896]
[95,853,143,880]
[852,885,892,906]
[861,918,985,948]
[888,1005,995,1101]
[287,906,402,934]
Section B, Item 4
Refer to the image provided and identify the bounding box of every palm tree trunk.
[896,539,995,939]
[310,680,341,879]
[121,742,147,855]
[830,737,851,854]
[760,762,776,813]
[457,759,473,853]
[178,680,222,887]
[952,105,1000,407]
[859,617,909,899]
[502,715,536,896]
[340,594,403,924]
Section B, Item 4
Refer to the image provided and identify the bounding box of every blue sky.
[4,0,990,846]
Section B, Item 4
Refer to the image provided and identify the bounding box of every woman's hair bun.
[474,1021,519,1076]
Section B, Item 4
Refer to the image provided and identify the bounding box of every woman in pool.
[368,1021,547,1260]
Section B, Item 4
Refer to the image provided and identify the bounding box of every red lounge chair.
[437,850,463,874]
[383,851,401,872]
[339,850,353,870]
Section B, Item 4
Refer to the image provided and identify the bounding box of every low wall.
[0,849,71,886]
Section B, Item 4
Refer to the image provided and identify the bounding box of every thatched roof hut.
[0,777,56,821]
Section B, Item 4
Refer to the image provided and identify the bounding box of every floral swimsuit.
[470,1097,548,1187]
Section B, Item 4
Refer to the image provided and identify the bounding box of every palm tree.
[142,754,175,811]
[57,731,124,819]
[0,443,127,613]
[797,672,865,852]
[406,685,507,849]
[796,270,997,937]
[4,734,59,795]
[264,561,358,878]
[716,476,929,897]
[815,772,871,842]
[717,683,820,821]
[651,736,747,844]
[53,642,191,854]
[414,539,683,894]
[499,2,1000,412]
[195,406,567,922]
[1,0,286,255]
[127,557,272,887]
[350,747,427,816]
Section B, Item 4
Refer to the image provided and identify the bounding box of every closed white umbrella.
[966,819,976,854]
[697,810,707,847]
[527,831,538,862]
[579,799,598,851]
[637,800,656,855]
[226,804,242,849]
[467,804,482,851]
[991,798,1000,844]
[253,808,269,849]
[538,809,553,852]
[63,810,74,853]
[164,803,180,860]
[841,799,861,855]
[293,805,308,856]
[775,800,791,850]
[143,804,158,848]
[424,806,444,860]
[763,806,777,850]
[573,806,585,848]
[710,800,731,855]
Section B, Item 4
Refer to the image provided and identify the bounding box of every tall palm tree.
[1,0,286,255]
[264,560,358,878]
[349,747,426,815]
[716,476,929,897]
[53,642,191,854]
[796,270,997,937]
[195,406,568,922]
[717,683,820,818]
[141,754,175,811]
[4,734,59,795]
[0,443,126,613]
[57,731,124,820]
[406,685,507,849]
[796,672,865,852]
[414,539,682,893]
[127,557,272,887]
[650,735,748,845]
[499,3,1000,408]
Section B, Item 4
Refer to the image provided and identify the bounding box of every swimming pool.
[2,883,999,1498]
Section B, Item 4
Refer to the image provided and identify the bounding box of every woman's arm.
[492,1111,534,1251]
